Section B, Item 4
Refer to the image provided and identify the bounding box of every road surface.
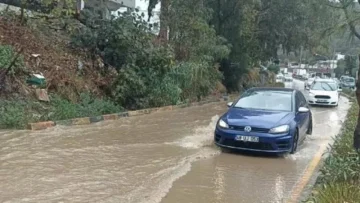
[0,80,350,203]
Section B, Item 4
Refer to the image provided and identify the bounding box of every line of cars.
[213,76,347,155]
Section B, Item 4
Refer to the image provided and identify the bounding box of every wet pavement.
[0,80,350,203]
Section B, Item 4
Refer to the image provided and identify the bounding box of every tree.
[335,59,346,77]
[205,0,336,91]
[328,0,360,151]
[148,0,170,43]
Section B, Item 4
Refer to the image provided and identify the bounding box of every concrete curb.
[28,96,236,131]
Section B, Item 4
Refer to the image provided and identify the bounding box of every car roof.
[247,87,295,93]
[314,78,336,83]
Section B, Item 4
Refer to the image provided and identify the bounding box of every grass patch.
[0,93,123,129]
[306,103,360,203]
[342,88,356,98]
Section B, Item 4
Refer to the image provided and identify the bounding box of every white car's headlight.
[309,92,315,97]
[269,125,290,134]
[218,119,229,128]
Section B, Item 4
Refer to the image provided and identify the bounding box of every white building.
[78,0,136,19]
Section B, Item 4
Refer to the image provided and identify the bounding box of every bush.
[49,93,123,120]
[0,93,123,129]
[307,103,360,202]
[168,61,222,101]
[72,9,229,109]
[0,100,28,128]
[267,64,280,74]
[308,183,360,203]
[0,44,25,74]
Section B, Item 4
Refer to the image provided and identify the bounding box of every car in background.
[284,74,293,82]
[305,77,315,89]
[308,78,341,107]
[276,74,284,83]
[214,87,312,154]
[340,76,356,89]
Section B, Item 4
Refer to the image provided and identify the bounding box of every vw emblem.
[244,126,252,132]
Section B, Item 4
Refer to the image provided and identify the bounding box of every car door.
[294,91,309,139]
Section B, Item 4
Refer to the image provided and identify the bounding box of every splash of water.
[169,115,220,149]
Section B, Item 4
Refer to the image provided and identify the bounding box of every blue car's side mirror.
[227,102,233,107]
[298,107,309,113]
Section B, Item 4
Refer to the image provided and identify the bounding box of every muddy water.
[0,80,350,203]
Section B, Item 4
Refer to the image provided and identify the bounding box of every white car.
[275,74,284,83]
[308,78,341,107]
[304,77,318,89]
[284,75,293,82]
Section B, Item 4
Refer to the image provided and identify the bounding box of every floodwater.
[0,80,350,203]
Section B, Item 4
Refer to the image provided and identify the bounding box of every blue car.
[214,87,312,154]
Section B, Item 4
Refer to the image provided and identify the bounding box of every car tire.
[306,117,313,135]
[290,129,299,154]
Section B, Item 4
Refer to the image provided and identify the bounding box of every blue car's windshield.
[234,90,292,112]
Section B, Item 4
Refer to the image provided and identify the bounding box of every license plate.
[235,135,259,142]
[317,99,327,102]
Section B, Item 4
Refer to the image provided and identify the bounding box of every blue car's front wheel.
[290,130,299,154]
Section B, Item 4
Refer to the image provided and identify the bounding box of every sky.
[114,0,160,24]
[135,0,160,23]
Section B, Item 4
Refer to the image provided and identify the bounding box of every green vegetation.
[0,0,345,129]
[0,45,25,74]
[306,102,360,203]
[0,93,122,129]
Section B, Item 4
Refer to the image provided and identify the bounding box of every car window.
[298,92,307,107]
[295,92,301,110]
[234,90,293,112]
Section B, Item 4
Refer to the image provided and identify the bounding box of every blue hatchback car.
[214,87,313,154]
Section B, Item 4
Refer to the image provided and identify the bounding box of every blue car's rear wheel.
[290,130,299,154]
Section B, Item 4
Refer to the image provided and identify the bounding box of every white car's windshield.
[234,90,292,112]
[311,82,337,91]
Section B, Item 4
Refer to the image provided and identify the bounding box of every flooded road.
[0,80,350,203]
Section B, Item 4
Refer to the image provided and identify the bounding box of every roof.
[247,87,295,92]
[314,78,336,83]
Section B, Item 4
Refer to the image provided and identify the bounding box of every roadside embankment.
[306,95,360,202]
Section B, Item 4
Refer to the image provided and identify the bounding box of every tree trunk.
[354,55,360,152]
[158,0,169,43]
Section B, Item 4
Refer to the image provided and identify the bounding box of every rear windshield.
[234,90,292,112]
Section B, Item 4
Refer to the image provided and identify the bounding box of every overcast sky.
[135,0,160,22]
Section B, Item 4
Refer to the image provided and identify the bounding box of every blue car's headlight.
[269,125,290,134]
[218,119,229,129]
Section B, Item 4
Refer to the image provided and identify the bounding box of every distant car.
[284,75,293,82]
[276,74,284,83]
[214,87,313,154]
[305,77,317,89]
[308,78,341,107]
[340,76,356,89]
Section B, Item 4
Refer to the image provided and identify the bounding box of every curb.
[28,96,235,131]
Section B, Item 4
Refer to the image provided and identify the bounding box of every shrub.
[0,44,25,74]
[307,182,360,203]
[307,103,360,202]
[49,93,123,120]
[0,100,28,128]
[168,61,222,101]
